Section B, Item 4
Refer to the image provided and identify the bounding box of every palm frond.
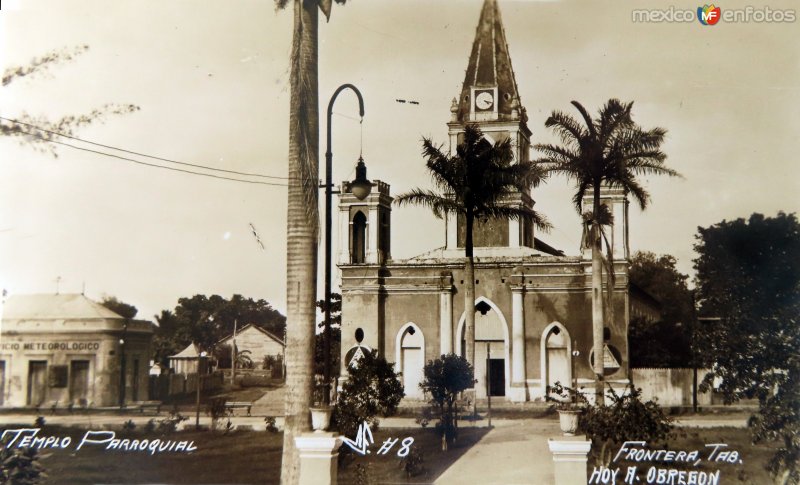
[394,189,461,219]
[543,111,585,147]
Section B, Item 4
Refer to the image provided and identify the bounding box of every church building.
[338,0,655,402]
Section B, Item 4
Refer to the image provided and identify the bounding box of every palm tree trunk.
[464,210,477,416]
[464,210,476,373]
[281,1,319,484]
[591,188,605,403]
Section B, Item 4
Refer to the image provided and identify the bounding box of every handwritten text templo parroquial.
[1,428,197,454]
[589,441,745,485]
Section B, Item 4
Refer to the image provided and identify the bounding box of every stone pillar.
[508,218,520,248]
[366,206,379,263]
[439,285,453,355]
[338,201,350,265]
[548,436,592,485]
[445,213,458,250]
[439,271,454,355]
[509,266,527,402]
[295,433,343,485]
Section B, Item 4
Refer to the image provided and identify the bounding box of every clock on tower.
[474,89,494,111]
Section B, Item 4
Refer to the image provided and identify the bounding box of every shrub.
[156,410,188,434]
[419,354,474,451]
[33,417,45,428]
[0,447,46,485]
[582,384,673,465]
[122,419,136,432]
[265,416,279,433]
[398,444,425,478]
[333,349,404,438]
[240,374,273,387]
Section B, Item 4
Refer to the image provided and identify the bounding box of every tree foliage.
[420,354,475,450]
[694,212,800,483]
[582,385,673,466]
[628,251,693,367]
[315,292,341,376]
[152,294,286,366]
[333,350,404,438]
[100,295,138,320]
[1,45,139,156]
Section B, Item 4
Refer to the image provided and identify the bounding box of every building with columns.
[338,0,656,402]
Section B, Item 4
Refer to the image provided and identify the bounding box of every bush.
[0,447,46,485]
[122,419,136,432]
[398,444,425,478]
[240,374,272,387]
[582,384,673,465]
[333,349,404,438]
[265,416,279,433]
[419,354,474,451]
[156,410,188,434]
[33,417,45,428]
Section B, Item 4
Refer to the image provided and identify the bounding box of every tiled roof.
[2,293,123,320]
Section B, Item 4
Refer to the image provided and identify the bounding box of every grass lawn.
[6,423,486,484]
[599,427,781,485]
[25,426,284,484]
[338,426,489,484]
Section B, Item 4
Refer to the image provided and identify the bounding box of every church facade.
[338,0,654,402]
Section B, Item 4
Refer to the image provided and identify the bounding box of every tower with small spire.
[445,0,537,253]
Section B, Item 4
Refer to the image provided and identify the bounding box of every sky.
[0,0,798,322]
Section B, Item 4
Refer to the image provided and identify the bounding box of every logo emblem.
[697,4,721,25]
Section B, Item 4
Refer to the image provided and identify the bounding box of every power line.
[0,116,289,180]
[20,130,288,187]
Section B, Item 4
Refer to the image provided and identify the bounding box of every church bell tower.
[445,0,537,252]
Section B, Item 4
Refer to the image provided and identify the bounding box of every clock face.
[475,91,494,110]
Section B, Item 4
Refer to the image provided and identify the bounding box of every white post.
[548,436,592,485]
[295,433,343,485]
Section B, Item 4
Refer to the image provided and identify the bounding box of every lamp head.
[349,157,372,200]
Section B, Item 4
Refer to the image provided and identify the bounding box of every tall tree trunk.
[591,188,605,403]
[281,1,319,484]
[464,210,477,416]
[464,210,476,374]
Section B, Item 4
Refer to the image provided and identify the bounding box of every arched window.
[352,211,367,264]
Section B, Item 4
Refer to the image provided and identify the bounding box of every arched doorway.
[456,297,509,399]
[541,322,572,398]
[396,323,424,399]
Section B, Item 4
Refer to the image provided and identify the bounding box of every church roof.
[2,293,124,320]
[456,0,524,124]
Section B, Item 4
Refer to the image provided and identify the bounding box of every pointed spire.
[456,0,524,123]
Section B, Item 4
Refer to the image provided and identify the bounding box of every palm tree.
[396,124,549,380]
[535,99,680,401]
[274,1,347,483]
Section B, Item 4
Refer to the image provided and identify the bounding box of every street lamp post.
[119,319,128,409]
[322,84,369,406]
[195,348,207,429]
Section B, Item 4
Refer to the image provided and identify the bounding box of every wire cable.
[19,129,288,186]
[0,116,289,180]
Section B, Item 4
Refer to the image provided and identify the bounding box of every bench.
[224,401,252,416]
[131,401,162,414]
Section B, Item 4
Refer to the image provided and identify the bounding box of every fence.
[631,368,713,407]
[148,372,224,401]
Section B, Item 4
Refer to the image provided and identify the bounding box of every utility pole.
[231,318,238,384]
